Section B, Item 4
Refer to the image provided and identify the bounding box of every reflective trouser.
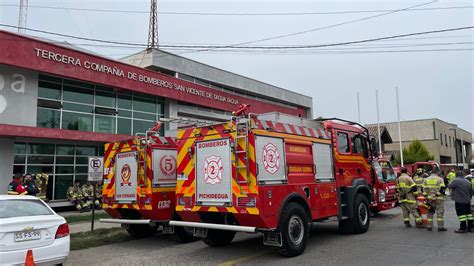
[427,200,444,228]
[73,199,86,211]
[455,202,473,230]
[400,201,421,223]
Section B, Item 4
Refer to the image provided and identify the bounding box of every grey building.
[367,119,472,165]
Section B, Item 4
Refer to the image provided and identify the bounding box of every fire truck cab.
[171,112,377,256]
[371,158,398,213]
[100,129,194,242]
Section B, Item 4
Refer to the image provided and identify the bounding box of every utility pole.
[147,0,159,49]
[357,91,361,124]
[18,0,28,34]
[395,87,404,167]
[375,90,382,156]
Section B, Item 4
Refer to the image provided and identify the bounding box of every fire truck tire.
[173,226,197,243]
[339,194,370,234]
[126,224,155,238]
[278,202,309,257]
[202,229,236,247]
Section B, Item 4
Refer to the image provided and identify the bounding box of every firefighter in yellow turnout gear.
[413,168,425,195]
[423,169,447,231]
[396,167,422,228]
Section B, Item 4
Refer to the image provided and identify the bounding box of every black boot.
[404,221,411,228]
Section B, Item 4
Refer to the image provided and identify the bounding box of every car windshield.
[373,161,396,181]
[0,199,53,219]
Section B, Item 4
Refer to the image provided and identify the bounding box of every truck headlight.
[379,189,386,203]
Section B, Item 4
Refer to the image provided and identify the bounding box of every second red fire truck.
[170,111,392,257]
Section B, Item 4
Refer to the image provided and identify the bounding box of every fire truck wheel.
[202,229,236,247]
[173,226,197,243]
[339,194,370,234]
[126,224,155,238]
[278,202,309,257]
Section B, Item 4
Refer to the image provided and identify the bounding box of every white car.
[0,195,70,265]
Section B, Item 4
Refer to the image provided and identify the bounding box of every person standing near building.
[396,167,422,228]
[448,170,473,233]
[447,169,456,185]
[7,173,28,195]
[23,173,39,196]
[423,168,447,231]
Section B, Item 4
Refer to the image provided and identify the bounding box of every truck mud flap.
[194,228,208,238]
[263,232,282,247]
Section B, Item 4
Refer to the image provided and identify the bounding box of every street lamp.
[448,127,460,169]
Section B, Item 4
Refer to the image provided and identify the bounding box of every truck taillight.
[237,197,256,207]
[55,223,69,239]
[178,197,192,206]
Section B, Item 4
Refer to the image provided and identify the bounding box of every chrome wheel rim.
[288,215,304,245]
[358,203,368,226]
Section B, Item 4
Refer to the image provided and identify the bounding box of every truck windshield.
[373,161,396,181]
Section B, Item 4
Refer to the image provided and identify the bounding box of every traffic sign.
[88,157,104,182]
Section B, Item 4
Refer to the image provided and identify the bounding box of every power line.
[0,3,472,15]
[0,23,472,50]
[173,1,439,56]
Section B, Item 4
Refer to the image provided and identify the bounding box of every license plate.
[14,230,41,242]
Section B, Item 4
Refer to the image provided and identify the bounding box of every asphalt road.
[67,200,473,265]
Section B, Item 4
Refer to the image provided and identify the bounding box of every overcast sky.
[1,0,472,134]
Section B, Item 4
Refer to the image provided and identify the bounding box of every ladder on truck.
[233,116,250,190]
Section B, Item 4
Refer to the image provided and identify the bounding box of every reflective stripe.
[467,214,474,221]
[459,215,468,222]
[415,218,421,222]
[437,218,444,221]
[427,218,433,221]
[403,218,410,221]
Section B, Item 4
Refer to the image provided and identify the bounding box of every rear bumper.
[1,236,69,266]
[169,220,257,233]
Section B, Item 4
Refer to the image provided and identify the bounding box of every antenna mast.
[147,0,159,49]
[18,0,28,34]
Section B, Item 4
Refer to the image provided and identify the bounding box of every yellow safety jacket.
[422,174,445,200]
[396,174,417,203]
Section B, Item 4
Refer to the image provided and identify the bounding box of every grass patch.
[64,212,110,224]
[70,228,131,250]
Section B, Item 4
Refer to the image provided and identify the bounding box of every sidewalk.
[57,209,121,234]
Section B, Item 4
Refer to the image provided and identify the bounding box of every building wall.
[0,138,14,193]
[374,119,472,164]
[0,65,38,127]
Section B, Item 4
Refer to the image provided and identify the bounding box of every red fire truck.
[170,112,381,257]
[371,158,398,213]
[100,127,194,242]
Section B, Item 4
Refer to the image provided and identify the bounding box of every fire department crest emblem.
[262,143,280,174]
[204,156,223,185]
[120,164,132,186]
[159,155,176,176]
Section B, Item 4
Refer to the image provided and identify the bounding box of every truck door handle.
[357,168,362,175]
[339,168,343,175]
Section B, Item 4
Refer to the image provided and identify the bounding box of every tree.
[394,140,434,165]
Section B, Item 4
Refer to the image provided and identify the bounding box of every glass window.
[440,133,443,145]
[337,132,350,153]
[56,145,75,155]
[14,155,25,164]
[27,155,54,164]
[0,199,53,219]
[63,79,94,89]
[117,118,131,135]
[28,144,55,155]
[63,85,94,104]
[39,74,62,83]
[63,102,93,113]
[54,175,73,200]
[62,112,93,131]
[133,95,156,113]
[26,165,53,174]
[133,112,155,121]
[75,166,88,174]
[37,108,60,129]
[75,157,89,164]
[76,146,97,156]
[133,120,153,135]
[351,134,367,157]
[118,94,132,109]
[56,156,74,164]
[14,143,26,154]
[13,165,25,175]
[74,175,88,185]
[56,166,74,174]
[118,110,132,118]
[38,81,61,100]
[95,115,116,133]
[445,135,447,147]
[96,91,116,107]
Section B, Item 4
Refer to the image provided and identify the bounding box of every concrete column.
[164,99,178,136]
[0,138,14,193]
